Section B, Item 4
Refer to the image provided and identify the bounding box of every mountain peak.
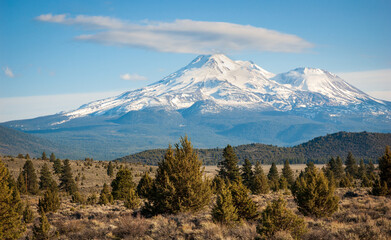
[185,54,236,70]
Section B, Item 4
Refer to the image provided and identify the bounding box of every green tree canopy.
[218,145,241,183]
[59,159,78,194]
[111,168,135,200]
[22,159,39,194]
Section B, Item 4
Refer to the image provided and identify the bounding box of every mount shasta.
[3,54,391,160]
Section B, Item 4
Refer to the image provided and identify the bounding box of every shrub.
[111,168,136,200]
[257,197,307,240]
[71,191,86,204]
[23,201,34,224]
[292,165,339,218]
[124,188,140,209]
[99,183,114,205]
[33,210,51,239]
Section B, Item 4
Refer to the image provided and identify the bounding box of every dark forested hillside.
[116,131,391,165]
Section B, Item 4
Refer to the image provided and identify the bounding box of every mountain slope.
[2,54,391,160]
[117,131,391,165]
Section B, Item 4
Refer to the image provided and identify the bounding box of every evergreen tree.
[146,136,211,215]
[327,157,344,180]
[292,165,339,218]
[339,174,353,188]
[251,161,269,194]
[99,183,113,205]
[33,209,51,240]
[38,189,60,213]
[218,145,241,183]
[17,169,27,194]
[372,178,388,196]
[361,174,372,188]
[279,176,288,191]
[268,162,279,191]
[111,168,135,200]
[41,152,48,160]
[367,159,375,175]
[282,160,295,188]
[22,159,39,194]
[257,197,307,240]
[107,161,114,177]
[230,181,258,220]
[49,153,56,162]
[23,201,34,224]
[378,146,391,195]
[124,188,140,209]
[137,172,153,198]
[59,159,78,194]
[0,159,25,239]
[358,159,367,179]
[25,154,30,159]
[53,159,62,175]
[345,152,358,178]
[212,181,238,224]
[39,163,57,191]
[241,159,253,189]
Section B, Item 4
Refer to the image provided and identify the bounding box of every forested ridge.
[117,131,391,165]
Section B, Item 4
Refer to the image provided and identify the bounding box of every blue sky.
[1,0,391,121]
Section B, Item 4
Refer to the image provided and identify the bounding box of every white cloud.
[338,69,391,101]
[36,14,313,54]
[120,73,147,81]
[0,91,124,122]
[3,66,15,78]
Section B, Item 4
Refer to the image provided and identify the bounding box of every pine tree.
[23,201,34,224]
[146,136,211,215]
[292,165,339,218]
[33,209,51,240]
[107,161,114,177]
[49,153,56,162]
[251,161,269,194]
[124,188,140,209]
[367,159,375,175]
[99,183,113,205]
[358,159,367,179]
[111,168,136,200]
[361,174,372,188]
[268,162,279,191]
[241,159,253,189]
[230,181,258,220]
[38,189,60,213]
[41,152,48,160]
[39,163,57,191]
[212,181,238,224]
[0,159,25,239]
[372,177,388,196]
[137,172,153,198]
[378,146,391,195]
[257,197,307,240]
[17,169,27,194]
[282,160,295,188]
[345,152,358,178]
[279,176,288,191]
[218,145,241,183]
[25,154,30,159]
[22,159,39,194]
[59,159,78,194]
[53,159,62,175]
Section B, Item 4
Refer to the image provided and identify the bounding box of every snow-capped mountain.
[3,54,391,160]
[57,54,388,125]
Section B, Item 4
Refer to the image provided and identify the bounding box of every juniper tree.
[212,181,238,224]
[230,181,258,220]
[251,161,269,194]
[22,159,39,194]
[53,159,62,175]
[257,197,307,240]
[39,163,57,191]
[345,152,358,178]
[241,159,253,189]
[268,162,279,191]
[358,159,367,179]
[218,145,241,183]
[33,209,51,240]
[292,165,339,218]
[124,188,140,209]
[282,160,295,188]
[99,183,113,205]
[378,146,391,195]
[23,201,34,224]
[107,161,114,177]
[0,159,25,239]
[25,154,30,159]
[41,152,48,160]
[17,169,27,194]
[146,136,211,215]
[367,159,375,175]
[137,172,153,198]
[59,159,78,194]
[49,153,56,162]
[111,168,136,200]
[372,177,388,196]
[38,189,60,213]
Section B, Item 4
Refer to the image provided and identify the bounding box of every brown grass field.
[2,157,391,240]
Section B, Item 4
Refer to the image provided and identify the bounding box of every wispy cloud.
[36,14,313,54]
[338,69,391,101]
[120,73,147,81]
[3,66,15,78]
